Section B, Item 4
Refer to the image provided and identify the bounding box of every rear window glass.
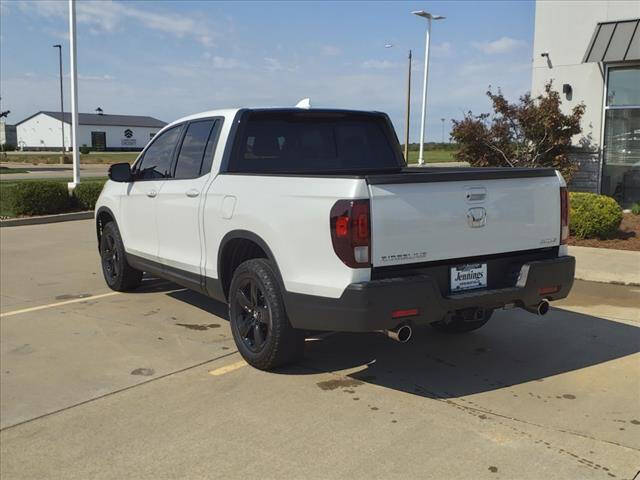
[229,111,403,173]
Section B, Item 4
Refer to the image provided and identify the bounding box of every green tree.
[450,82,585,181]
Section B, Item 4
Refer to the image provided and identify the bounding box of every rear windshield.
[228,110,404,174]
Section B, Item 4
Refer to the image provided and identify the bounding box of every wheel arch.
[95,206,117,249]
[217,230,286,301]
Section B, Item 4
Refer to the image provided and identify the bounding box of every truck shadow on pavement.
[296,308,640,399]
[166,286,639,399]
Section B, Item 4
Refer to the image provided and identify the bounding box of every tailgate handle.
[466,187,486,203]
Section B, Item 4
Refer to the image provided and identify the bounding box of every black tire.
[99,221,143,292]
[431,309,494,334]
[228,258,304,370]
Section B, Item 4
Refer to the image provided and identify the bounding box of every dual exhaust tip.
[381,300,549,344]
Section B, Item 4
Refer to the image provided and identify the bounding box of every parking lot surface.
[1,220,639,479]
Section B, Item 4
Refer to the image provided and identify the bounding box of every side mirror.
[108,162,133,182]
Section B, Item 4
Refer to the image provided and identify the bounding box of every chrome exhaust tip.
[537,299,550,316]
[382,323,413,343]
[525,299,550,316]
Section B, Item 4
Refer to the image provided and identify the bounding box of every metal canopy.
[583,18,640,63]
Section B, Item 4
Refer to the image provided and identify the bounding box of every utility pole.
[404,50,412,162]
[53,44,66,160]
[68,0,80,187]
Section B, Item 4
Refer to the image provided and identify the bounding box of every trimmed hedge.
[72,181,105,210]
[569,192,623,239]
[7,182,71,216]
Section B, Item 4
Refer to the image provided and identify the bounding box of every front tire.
[99,221,143,292]
[229,258,304,370]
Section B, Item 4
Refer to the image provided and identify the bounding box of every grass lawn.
[406,149,458,164]
[3,152,139,165]
[0,177,107,218]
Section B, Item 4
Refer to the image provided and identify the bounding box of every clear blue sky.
[1,0,535,142]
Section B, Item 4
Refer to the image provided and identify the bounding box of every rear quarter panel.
[203,174,370,298]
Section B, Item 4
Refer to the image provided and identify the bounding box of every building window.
[601,66,640,205]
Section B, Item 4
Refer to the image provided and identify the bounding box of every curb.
[0,211,93,228]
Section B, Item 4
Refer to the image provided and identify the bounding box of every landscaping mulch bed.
[568,213,640,251]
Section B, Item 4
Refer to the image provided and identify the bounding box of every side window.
[135,126,181,180]
[173,120,217,180]
[199,120,222,176]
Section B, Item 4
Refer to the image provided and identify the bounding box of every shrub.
[79,145,91,154]
[569,192,623,239]
[631,203,640,215]
[451,81,586,182]
[8,181,71,216]
[72,181,105,210]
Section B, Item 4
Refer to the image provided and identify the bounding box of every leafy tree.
[450,81,585,181]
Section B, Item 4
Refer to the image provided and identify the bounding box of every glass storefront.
[601,66,640,205]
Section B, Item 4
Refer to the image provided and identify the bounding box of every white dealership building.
[531,0,639,205]
[15,111,166,151]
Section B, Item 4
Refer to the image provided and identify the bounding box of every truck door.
[120,124,182,262]
[155,118,222,290]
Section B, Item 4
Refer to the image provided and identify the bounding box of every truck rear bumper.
[284,256,575,332]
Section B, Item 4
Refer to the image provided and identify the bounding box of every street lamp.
[68,0,80,186]
[412,10,445,166]
[52,44,65,157]
[441,117,445,144]
[385,43,413,162]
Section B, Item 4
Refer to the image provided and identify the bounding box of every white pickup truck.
[96,107,575,370]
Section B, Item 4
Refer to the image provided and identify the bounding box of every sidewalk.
[568,245,640,285]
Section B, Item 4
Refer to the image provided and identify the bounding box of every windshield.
[228,110,404,174]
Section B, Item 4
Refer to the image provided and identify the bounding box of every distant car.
[95,107,575,370]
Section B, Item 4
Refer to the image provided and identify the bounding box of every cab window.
[134,126,182,180]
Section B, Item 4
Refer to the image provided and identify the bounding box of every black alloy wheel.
[233,278,272,352]
[100,229,120,284]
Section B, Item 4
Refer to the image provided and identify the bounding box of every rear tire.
[99,221,143,292]
[229,258,304,370]
[431,309,493,334]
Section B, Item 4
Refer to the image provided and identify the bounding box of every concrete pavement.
[1,220,639,479]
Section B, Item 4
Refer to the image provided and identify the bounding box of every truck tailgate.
[367,169,561,267]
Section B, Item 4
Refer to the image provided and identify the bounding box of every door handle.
[185,189,200,198]
[146,190,157,198]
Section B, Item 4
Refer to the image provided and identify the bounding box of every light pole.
[441,117,445,144]
[412,10,445,166]
[53,44,66,158]
[68,0,80,186]
[384,44,412,163]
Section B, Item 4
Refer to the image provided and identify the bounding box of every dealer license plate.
[450,263,487,293]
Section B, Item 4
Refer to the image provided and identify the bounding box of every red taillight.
[560,186,569,244]
[330,199,371,268]
[336,216,349,237]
